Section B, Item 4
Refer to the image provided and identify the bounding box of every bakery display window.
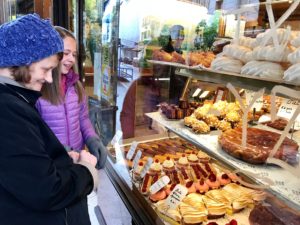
[103,0,300,224]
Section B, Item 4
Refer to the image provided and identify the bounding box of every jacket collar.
[64,69,79,87]
[0,76,41,106]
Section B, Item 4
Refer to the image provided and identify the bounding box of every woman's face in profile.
[25,55,59,91]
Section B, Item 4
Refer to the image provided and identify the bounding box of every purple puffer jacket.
[36,70,98,150]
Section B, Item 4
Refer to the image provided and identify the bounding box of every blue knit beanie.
[0,13,64,67]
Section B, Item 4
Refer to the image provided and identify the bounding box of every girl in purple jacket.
[36,26,107,169]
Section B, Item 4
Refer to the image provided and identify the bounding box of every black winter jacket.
[0,79,94,225]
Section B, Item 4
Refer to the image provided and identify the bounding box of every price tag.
[199,90,210,99]
[150,176,170,194]
[277,99,300,129]
[192,88,201,97]
[215,90,224,102]
[132,150,142,171]
[165,184,188,209]
[111,130,123,145]
[140,157,153,178]
[258,114,271,123]
[245,90,263,111]
[126,141,138,160]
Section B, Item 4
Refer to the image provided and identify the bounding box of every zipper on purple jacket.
[64,89,70,146]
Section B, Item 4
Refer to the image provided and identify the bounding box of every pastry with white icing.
[252,45,294,63]
[241,60,284,79]
[222,44,253,63]
[211,56,243,73]
[283,63,300,84]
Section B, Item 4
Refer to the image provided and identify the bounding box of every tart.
[185,181,197,194]
[162,156,175,172]
[195,179,209,194]
[197,151,210,163]
[177,153,189,168]
[206,174,220,190]
[148,159,162,175]
[149,189,167,202]
[187,152,199,164]
[202,195,227,219]
[218,173,231,186]
[133,161,144,181]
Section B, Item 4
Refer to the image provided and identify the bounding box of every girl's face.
[61,36,77,74]
[25,55,59,91]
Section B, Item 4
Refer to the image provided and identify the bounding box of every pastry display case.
[103,1,300,225]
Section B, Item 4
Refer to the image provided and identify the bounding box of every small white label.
[215,90,224,102]
[140,157,153,178]
[111,130,123,145]
[150,176,170,194]
[165,184,188,209]
[132,150,142,171]
[245,90,263,111]
[258,114,271,124]
[199,90,210,99]
[192,88,202,97]
[277,99,300,130]
[126,141,138,160]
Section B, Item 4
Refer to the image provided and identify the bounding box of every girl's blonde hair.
[40,26,83,105]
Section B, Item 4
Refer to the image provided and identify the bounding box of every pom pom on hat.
[0,13,64,67]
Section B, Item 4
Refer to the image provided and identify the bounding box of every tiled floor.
[88,169,132,225]
[85,64,159,225]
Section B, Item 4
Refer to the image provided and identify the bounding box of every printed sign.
[245,90,263,111]
[140,157,153,178]
[277,98,300,130]
[126,141,138,160]
[165,184,188,209]
[150,176,170,194]
[132,150,142,171]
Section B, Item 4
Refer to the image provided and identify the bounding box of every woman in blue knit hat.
[36,26,107,170]
[0,14,98,225]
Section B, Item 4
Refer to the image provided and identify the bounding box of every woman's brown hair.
[40,26,83,105]
[9,51,63,86]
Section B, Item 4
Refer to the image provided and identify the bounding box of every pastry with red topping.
[218,173,231,186]
[187,152,199,164]
[176,153,189,168]
[133,161,144,180]
[148,159,162,175]
[149,189,167,202]
[197,151,211,163]
[195,179,209,194]
[162,156,175,172]
[206,174,220,190]
[185,181,197,194]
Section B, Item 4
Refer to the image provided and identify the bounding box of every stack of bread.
[284,33,300,84]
